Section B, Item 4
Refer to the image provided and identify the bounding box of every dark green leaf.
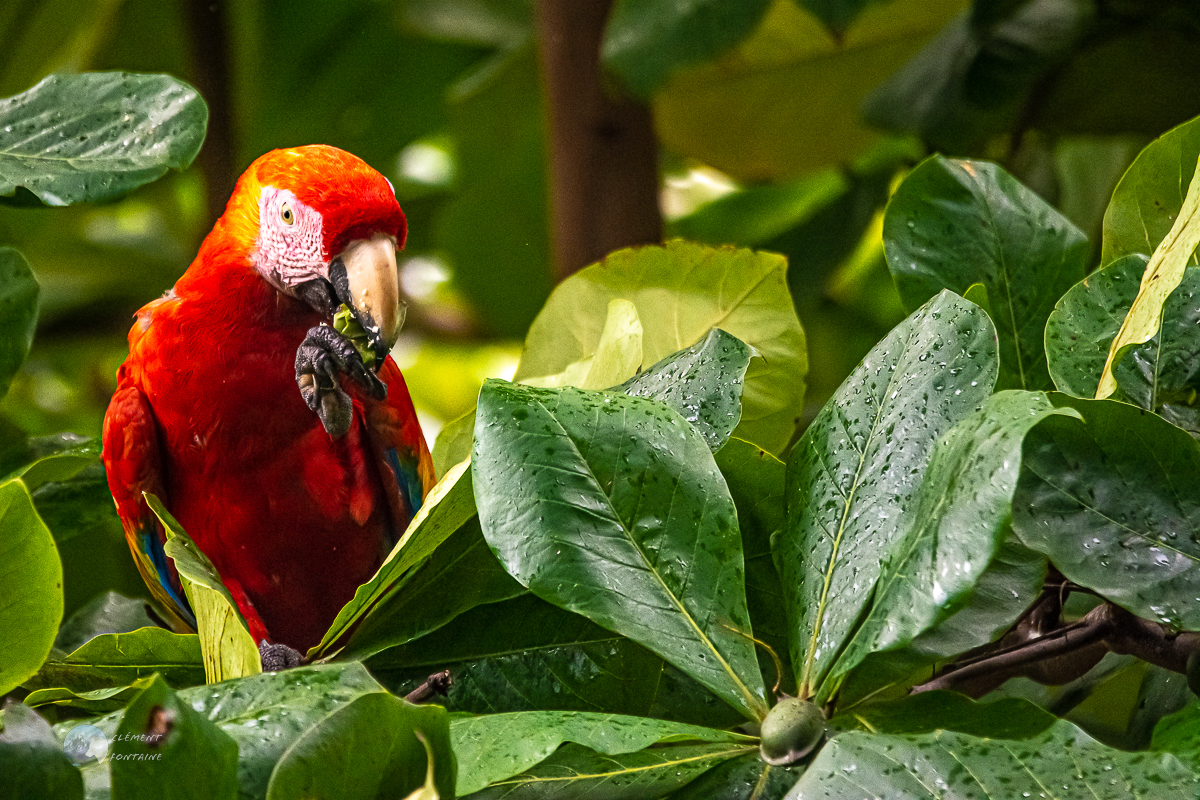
[827,391,1077,687]
[777,291,997,702]
[25,681,148,715]
[617,328,752,452]
[791,720,1197,798]
[666,753,802,800]
[1045,254,1147,397]
[110,675,237,800]
[797,0,891,35]
[884,155,1088,390]
[514,241,806,455]
[602,0,772,99]
[0,478,64,696]
[27,627,203,695]
[1153,701,1200,776]
[0,72,207,206]
[265,692,453,800]
[833,691,1056,740]
[0,248,37,398]
[1,433,98,491]
[452,711,753,795]
[366,594,743,729]
[0,701,82,800]
[1013,396,1200,629]
[468,741,756,799]
[1102,113,1200,267]
[474,380,767,720]
[55,591,156,653]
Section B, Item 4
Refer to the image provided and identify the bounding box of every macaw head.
[221,144,407,363]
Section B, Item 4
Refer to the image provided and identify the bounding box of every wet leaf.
[668,752,803,800]
[1,433,98,491]
[884,155,1087,391]
[452,711,753,795]
[1153,700,1200,775]
[833,691,1056,740]
[265,693,453,800]
[110,675,238,800]
[474,380,767,720]
[27,627,203,695]
[514,241,805,455]
[0,72,206,206]
[0,248,37,399]
[0,702,82,800]
[1014,395,1200,629]
[54,591,156,654]
[0,479,64,696]
[787,720,1198,798]
[24,681,149,715]
[776,290,996,702]
[617,328,752,452]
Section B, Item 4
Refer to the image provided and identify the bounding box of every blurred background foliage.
[4,0,1200,455]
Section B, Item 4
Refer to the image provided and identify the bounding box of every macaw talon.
[258,640,304,671]
[295,325,388,438]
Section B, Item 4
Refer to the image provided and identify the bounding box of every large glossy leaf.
[468,741,756,799]
[669,753,802,800]
[1102,114,1200,267]
[0,248,37,399]
[602,0,773,99]
[884,155,1087,390]
[1013,396,1200,630]
[653,0,965,182]
[1096,152,1200,399]
[474,380,767,720]
[28,627,203,694]
[0,72,207,206]
[109,675,238,800]
[617,327,753,452]
[0,479,64,696]
[834,691,1056,740]
[54,591,156,653]
[24,680,150,715]
[1,433,98,491]
[266,693,454,800]
[787,720,1198,798]
[59,663,388,800]
[452,711,753,795]
[1046,254,1147,397]
[149,494,260,683]
[776,290,996,700]
[0,702,83,800]
[521,299,644,392]
[1153,701,1200,775]
[826,391,1076,690]
[366,595,744,730]
[514,241,806,454]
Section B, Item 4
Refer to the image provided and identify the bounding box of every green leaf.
[1046,254,1147,398]
[266,692,454,800]
[653,0,964,182]
[514,241,806,455]
[1013,396,1200,630]
[797,0,892,34]
[1,434,98,491]
[617,328,752,452]
[451,711,753,795]
[826,391,1077,688]
[467,741,756,799]
[54,591,156,654]
[884,155,1088,390]
[474,380,768,720]
[25,682,148,715]
[0,248,37,399]
[519,298,644,391]
[431,412,476,481]
[834,691,1056,740]
[1153,701,1200,776]
[1096,154,1200,399]
[777,290,997,701]
[602,0,773,99]
[715,437,792,693]
[110,675,238,800]
[791,720,1198,798]
[0,479,64,696]
[0,72,207,206]
[668,752,802,800]
[311,459,487,660]
[27,627,203,695]
[149,493,260,683]
[57,663,388,800]
[0,702,83,800]
[366,594,744,730]
[1102,113,1200,267]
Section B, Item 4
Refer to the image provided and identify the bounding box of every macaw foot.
[295,325,388,438]
[259,640,305,671]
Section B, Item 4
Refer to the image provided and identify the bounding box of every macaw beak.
[328,234,405,364]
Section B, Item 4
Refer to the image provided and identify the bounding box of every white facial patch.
[252,186,326,290]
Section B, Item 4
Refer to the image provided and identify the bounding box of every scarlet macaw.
[102,145,435,660]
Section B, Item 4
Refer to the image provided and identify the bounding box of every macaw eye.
[280,203,295,225]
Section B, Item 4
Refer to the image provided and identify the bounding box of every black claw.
[259,641,304,671]
[295,325,388,437]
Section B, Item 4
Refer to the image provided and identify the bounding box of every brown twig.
[404,671,452,704]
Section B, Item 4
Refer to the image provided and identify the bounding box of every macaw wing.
[102,385,195,631]
[364,356,436,542]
